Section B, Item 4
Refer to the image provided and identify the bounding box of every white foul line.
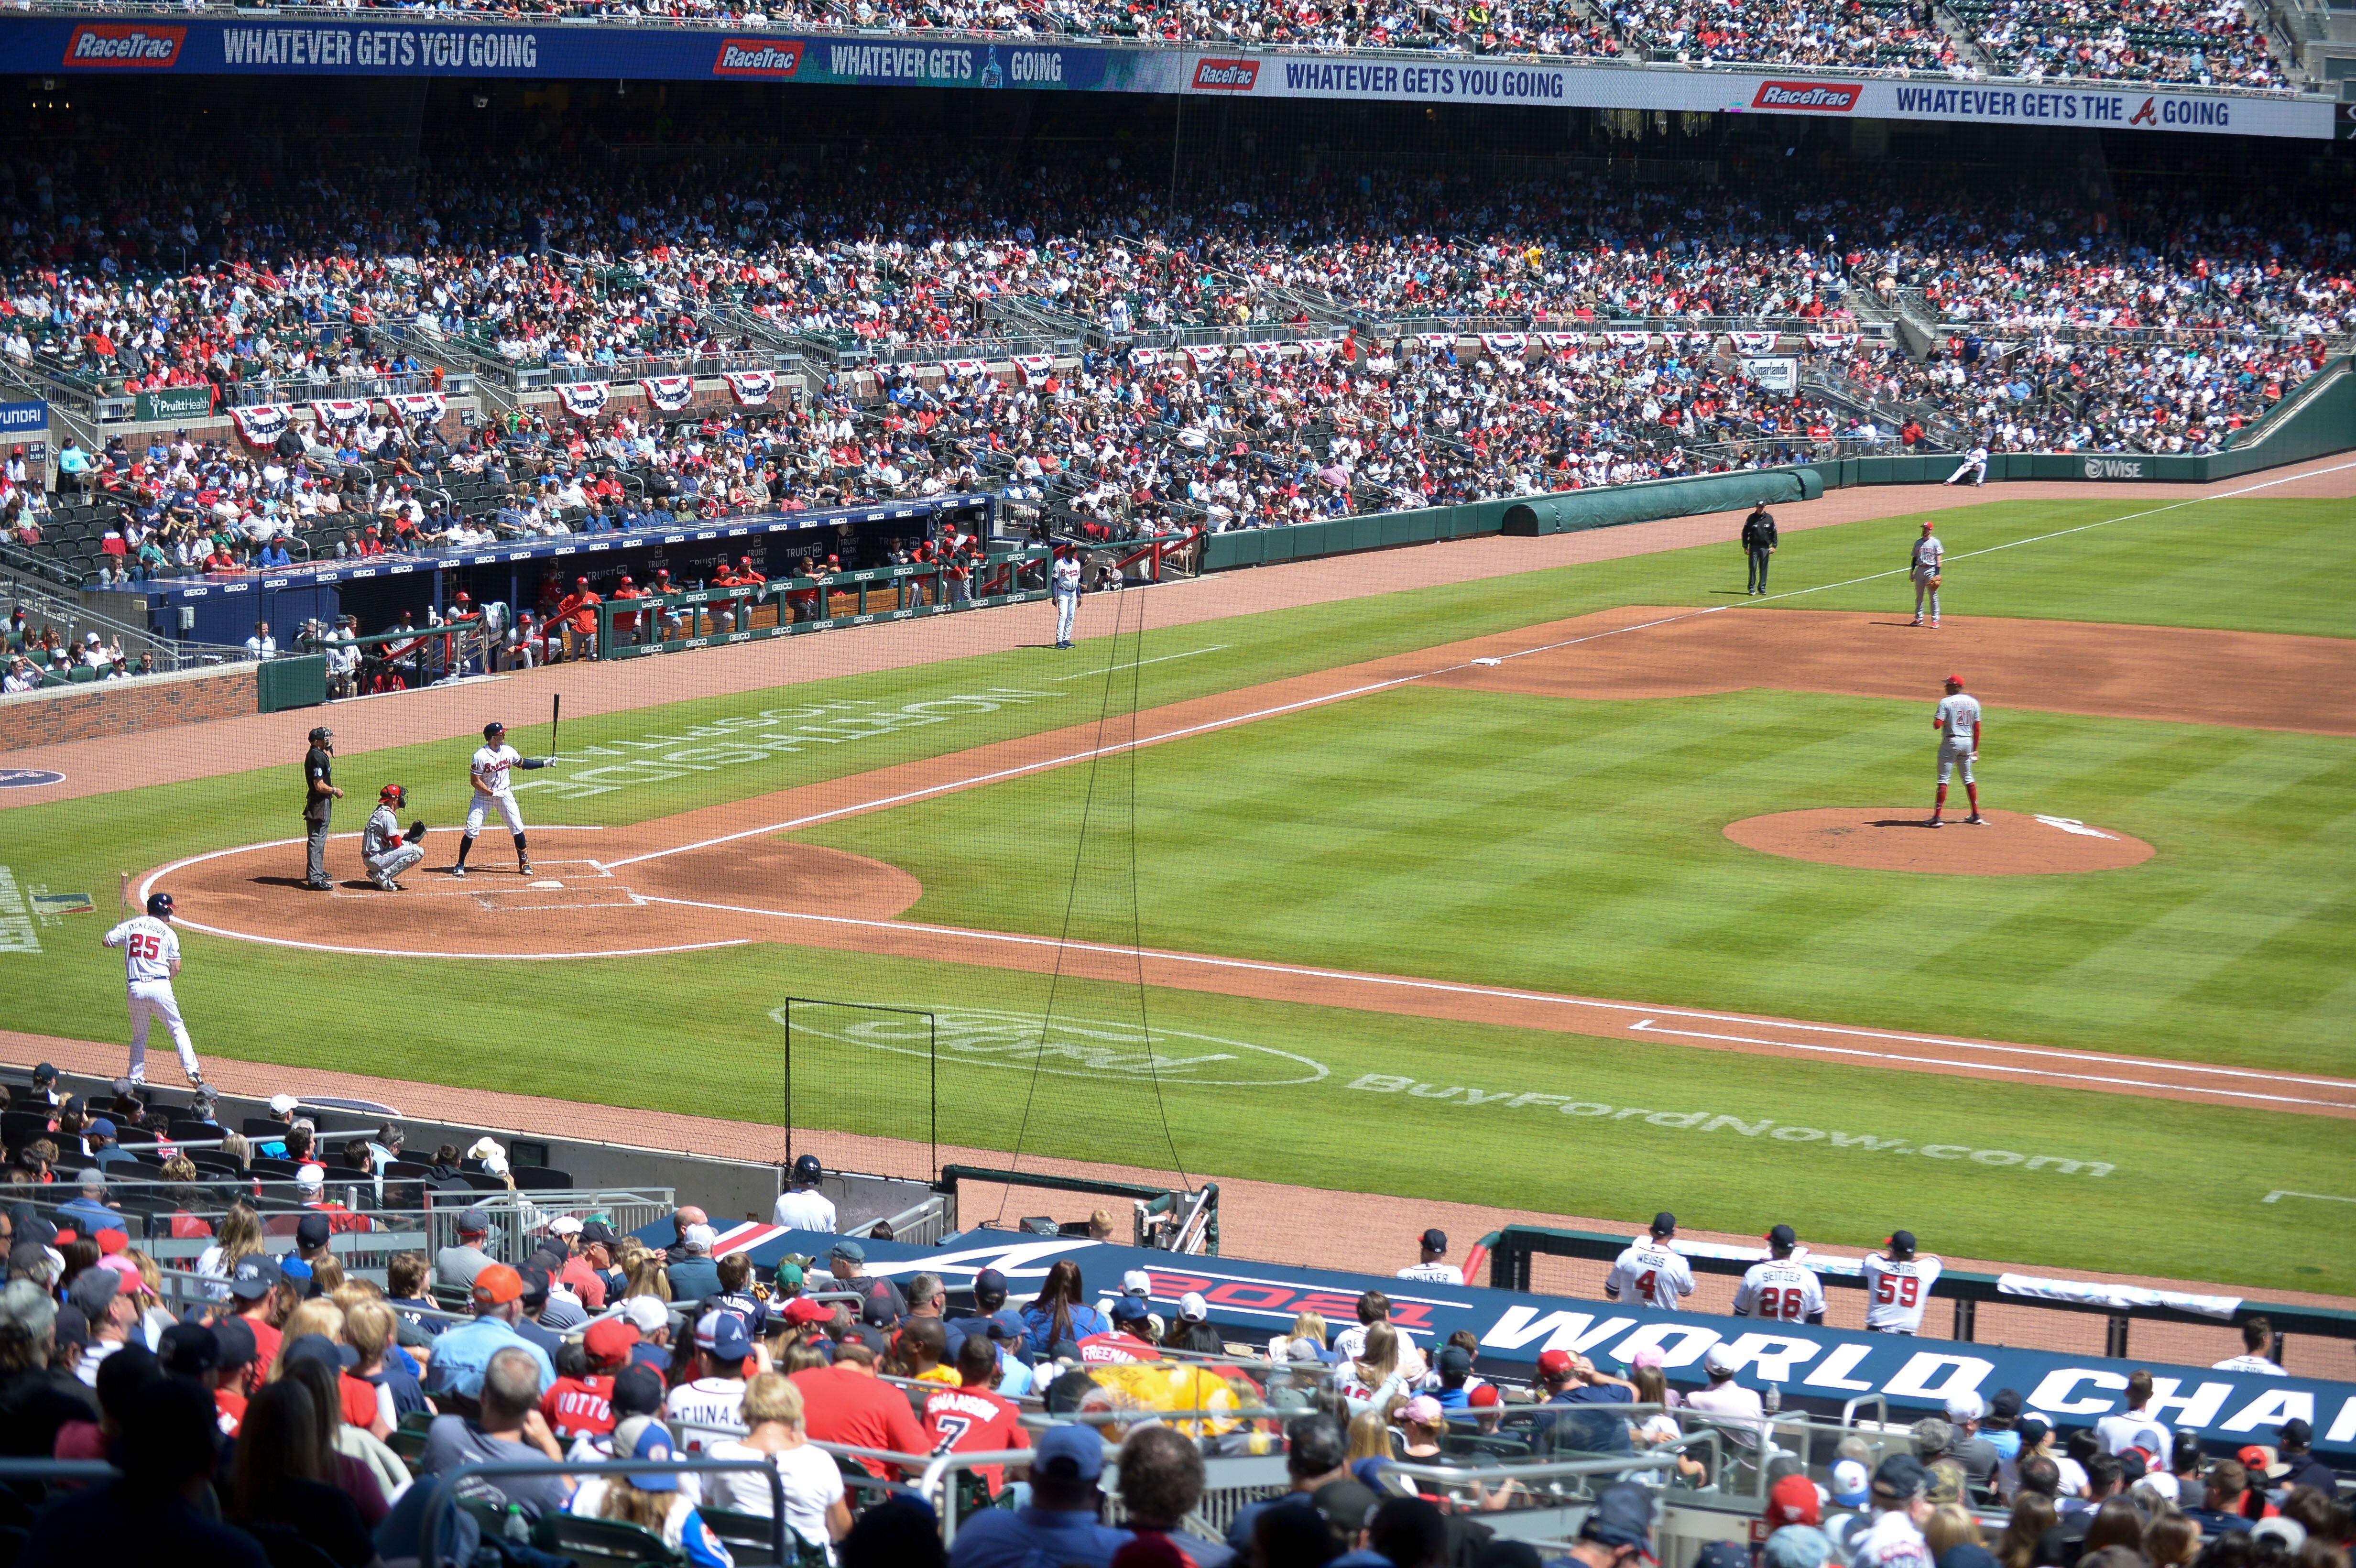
[1047,645,1230,682]
[630,895,2356,1109]
[2260,1190,2356,1205]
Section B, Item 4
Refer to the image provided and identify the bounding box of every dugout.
[134,493,991,649]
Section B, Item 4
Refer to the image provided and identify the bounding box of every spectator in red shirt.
[789,1339,927,1480]
[1079,1297,1161,1366]
[922,1334,1028,1500]
[542,1318,636,1444]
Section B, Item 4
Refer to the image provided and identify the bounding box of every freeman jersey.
[1912,535,1943,573]
[1603,1240,1696,1310]
[1860,1252,1943,1332]
[470,742,522,795]
[103,915,179,982]
[1733,1258,1826,1323]
[1936,694,1983,746]
[363,804,405,858]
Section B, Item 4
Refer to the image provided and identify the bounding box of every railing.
[222,368,445,409]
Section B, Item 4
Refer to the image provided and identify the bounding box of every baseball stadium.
[0,18,2351,1566]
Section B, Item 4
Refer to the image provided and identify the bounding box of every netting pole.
[783,1000,795,1170]
[928,1009,938,1180]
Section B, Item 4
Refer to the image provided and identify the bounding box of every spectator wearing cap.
[422,1263,556,1402]
[1095,1268,1163,1343]
[1223,1412,1351,1556]
[1397,1228,1462,1285]
[669,1223,722,1303]
[510,1265,569,1360]
[55,1168,119,1238]
[1910,1421,1970,1509]
[543,1318,636,1445]
[1941,1393,2001,1499]
[2270,1418,2335,1495]
[1568,1481,1658,1568]
[222,1253,293,1374]
[435,1208,495,1293]
[85,1118,136,1175]
[665,1309,755,1446]
[1767,1525,1834,1568]
[950,1423,1131,1568]
[543,1217,609,1311]
[2181,1459,2258,1538]
[774,1154,838,1232]
[564,1416,731,1567]
[22,1376,269,1568]
[1851,1454,1937,1568]
[1687,1343,1767,1458]
[67,1267,140,1389]
[1532,1348,1636,1456]
[1079,1296,1162,1365]
[1164,1291,1222,1356]
[420,1345,570,1519]
[790,1337,929,1481]
[576,1219,624,1304]
[620,1296,675,1382]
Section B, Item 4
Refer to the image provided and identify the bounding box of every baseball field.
[4,473,2353,1296]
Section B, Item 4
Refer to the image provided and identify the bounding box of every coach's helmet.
[483,721,507,742]
[380,784,407,809]
[146,892,174,919]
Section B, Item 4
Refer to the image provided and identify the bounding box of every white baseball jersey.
[1396,1262,1465,1285]
[2094,1409,2173,1458]
[1912,535,1943,573]
[1051,557,1083,597]
[471,743,521,794]
[1733,1258,1826,1323]
[771,1187,838,1232]
[1860,1252,1943,1332]
[2209,1353,2285,1376]
[103,916,179,982]
[1936,694,1982,746]
[1603,1239,1696,1310]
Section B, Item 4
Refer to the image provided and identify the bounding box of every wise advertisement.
[713,1228,2356,1458]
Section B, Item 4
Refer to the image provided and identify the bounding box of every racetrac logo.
[1750,79,1861,112]
[713,38,804,76]
[65,23,186,66]
[1192,57,1259,90]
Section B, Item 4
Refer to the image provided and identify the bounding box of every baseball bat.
[550,693,561,761]
[119,871,129,914]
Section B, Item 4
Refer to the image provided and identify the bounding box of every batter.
[451,720,559,877]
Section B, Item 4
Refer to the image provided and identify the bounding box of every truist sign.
[712,38,804,75]
[1192,57,1258,89]
[65,23,185,65]
[1752,80,1862,111]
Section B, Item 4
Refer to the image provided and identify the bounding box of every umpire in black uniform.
[301,726,343,890]
[1741,502,1779,595]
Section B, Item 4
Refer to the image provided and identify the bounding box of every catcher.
[362,784,429,891]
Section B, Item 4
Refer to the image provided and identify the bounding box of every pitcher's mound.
[1724,808,2155,876]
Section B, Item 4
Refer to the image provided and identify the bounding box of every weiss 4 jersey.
[1861,1252,1943,1332]
[1733,1258,1826,1323]
[104,915,179,982]
[1604,1240,1695,1310]
[471,742,522,793]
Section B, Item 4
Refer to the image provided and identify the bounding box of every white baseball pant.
[1913,571,1941,623]
[127,978,199,1081]
[367,842,426,882]
[1937,739,1977,785]
[1946,456,1986,486]
[465,789,526,839]
[1054,591,1078,644]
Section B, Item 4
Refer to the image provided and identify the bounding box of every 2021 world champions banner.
[7,15,2334,140]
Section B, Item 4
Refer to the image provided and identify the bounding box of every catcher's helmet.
[145,892,174,919]
[380,784,407,808]
[792,1154,822,1185]
[483,721,507,742]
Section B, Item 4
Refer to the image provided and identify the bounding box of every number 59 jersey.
[1861,1252,1944,1333]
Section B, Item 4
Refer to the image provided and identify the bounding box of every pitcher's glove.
[405,821,428,846]
[1927,573,1942,590]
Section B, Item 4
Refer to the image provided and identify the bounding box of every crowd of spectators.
[0,1073,2349,1568]
[1599,0,1960,74]
[1959,0,2286,87]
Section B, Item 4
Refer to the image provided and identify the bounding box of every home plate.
[1472,657,1502,666]
[529,880,565,889]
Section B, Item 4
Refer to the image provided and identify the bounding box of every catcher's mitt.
[405,820,428,846]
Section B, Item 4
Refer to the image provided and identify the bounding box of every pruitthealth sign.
[717,1229,2356,1458]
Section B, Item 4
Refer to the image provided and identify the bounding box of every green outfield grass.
[1,488,2350,1290]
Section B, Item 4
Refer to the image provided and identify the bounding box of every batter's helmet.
[483,721,507,741]
[792,1154,822,1185]
[380,784,407,808]
[146,892,174,919]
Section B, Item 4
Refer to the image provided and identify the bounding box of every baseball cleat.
[1965,815,1986,825]
[1909,617,1922,626]
[449,865,469,878]
[1925,817,1944,828]
[518,860,535,876]
[185,1071,204,1089]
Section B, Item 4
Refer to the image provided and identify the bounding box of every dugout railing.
[1480,1225,2356,1365]
[585,545,1058,660]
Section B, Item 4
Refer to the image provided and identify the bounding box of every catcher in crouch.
[363,784,429,890]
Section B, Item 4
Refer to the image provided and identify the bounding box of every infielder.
[1944,441,1989,488]
[1602,1212,1696,1311]
[1929,674,1984,828]
[1860,1230,1944,1334]
[450,721,557,878]
[102,891,203,1088]
[1732,1224,1825,1324]
[1050,544,1083,649]
[1909,520,1943,627]
[362,784,428,890]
